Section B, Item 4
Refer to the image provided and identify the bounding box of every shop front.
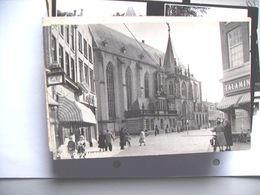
[217,76,251,134]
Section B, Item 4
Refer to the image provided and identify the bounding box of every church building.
[89,24,207,134]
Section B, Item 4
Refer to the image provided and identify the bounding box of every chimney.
[142,40,145,44]
[74,10,76,16]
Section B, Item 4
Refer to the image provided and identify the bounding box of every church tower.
[163,23,177,73]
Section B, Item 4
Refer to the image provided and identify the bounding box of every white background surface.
[0,0,260,180]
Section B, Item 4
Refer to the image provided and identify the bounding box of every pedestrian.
[155,125,159,136]
[223,119,233,151]
[77,135,86,158]
[211,121,227,152]
[125,128,131,147]
[119,127,126,150]
[67,136,76,159]
[105,130,115,151]
[98,131,106,152]
[165,124,169,134]
[139,130,146,146]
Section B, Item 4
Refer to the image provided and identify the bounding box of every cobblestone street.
[59,128,250,159]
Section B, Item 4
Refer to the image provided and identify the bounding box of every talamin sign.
[224,76,250,95]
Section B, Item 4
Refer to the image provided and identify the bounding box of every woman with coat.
[212,121,227,152]
[98,131,106,152]
[223,120,233,151]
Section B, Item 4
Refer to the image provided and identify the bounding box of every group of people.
[67,135,87,159]
[211,119,233,152]
[98,130,115,152]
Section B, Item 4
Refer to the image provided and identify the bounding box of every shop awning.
[217,92,251,110]
[58,96,96,124]
[238,92,251,104]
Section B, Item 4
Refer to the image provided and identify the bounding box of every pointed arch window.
[169,81,174,95]
[182,101,187,118]
[125,67,132,109]
[194,83,198,100]
[106,63,115,120]
[175,79,180,98]
[144,72,149,98]
[189,82,193,100]
[182,82,187,98]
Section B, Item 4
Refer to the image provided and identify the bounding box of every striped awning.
[217,94,241,110]
[58,96,96,124]
[238,92,251,104]
[217,92,251,110]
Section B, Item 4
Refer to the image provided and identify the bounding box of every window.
[182,101,187,118]
[125,67,132,109]
[151,119,154,130]
[227,27,243,68]
[84,64,89,84]
[90,69,94,93]
[160,119,164,129]
[175,79,180,98]
[88,44,93,63]
[65,25,69,45]
[144,72,149,98]
[169,81,174,95]
[51,35,57,62]
[188,82,193,100]
[58,44,64,69]
[194,83,198,100]
[71,58,75,81]
[106,63,116,120]
[79,58,83,82]
[71,25,75,50]
[145,119,150,130]
[78,32,82,53]
[60,25,64,36]
[65,52,70,77]
[182,82,187,98]
[84,39,88,59]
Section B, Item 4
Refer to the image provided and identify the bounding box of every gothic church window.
[106,63,116,120]
[169,81,174,95]
[126,67,132,109]
[182,82,187,98]
[144,72,149,98]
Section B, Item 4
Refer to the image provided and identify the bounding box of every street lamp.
[186,119,189,136]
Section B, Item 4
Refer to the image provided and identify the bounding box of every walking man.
[105,129,115,151]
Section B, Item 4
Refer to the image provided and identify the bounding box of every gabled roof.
[89,24,164,67]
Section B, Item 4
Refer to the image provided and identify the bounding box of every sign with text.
[223,76,250,96]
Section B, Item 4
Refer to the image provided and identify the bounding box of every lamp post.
[186,119,189,136]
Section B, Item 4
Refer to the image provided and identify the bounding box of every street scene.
[58,127,250,159]
[43,13,252,160]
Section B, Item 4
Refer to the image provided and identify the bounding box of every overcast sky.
[56,0,250,103]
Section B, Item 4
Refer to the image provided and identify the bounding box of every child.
[67,136,76,159]
[77,135,86,158]
[139,130,146,146]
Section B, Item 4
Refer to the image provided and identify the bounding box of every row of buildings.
[44,21,250,156]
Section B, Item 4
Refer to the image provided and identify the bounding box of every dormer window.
[139,53,144,59]
[121,46,126,54]
[102,40,108,47]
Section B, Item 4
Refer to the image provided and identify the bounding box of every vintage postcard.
[43,17,252,160]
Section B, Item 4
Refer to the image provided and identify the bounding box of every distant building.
[89,24,207,134]
[207,102,225,127]
[218,22,251,133]
[44,24,97,154]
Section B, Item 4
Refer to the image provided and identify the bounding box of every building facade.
[90,24,208,134]
[207,102,225,127]
[44,24,97,154]
[218,22,251,133]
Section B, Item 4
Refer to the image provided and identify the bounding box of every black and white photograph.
[43,17,252,160]
[56,0,147,17]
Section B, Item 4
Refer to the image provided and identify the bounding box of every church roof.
[163,34,176,72]
[89,24,164,67]
[125,7,136,16]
